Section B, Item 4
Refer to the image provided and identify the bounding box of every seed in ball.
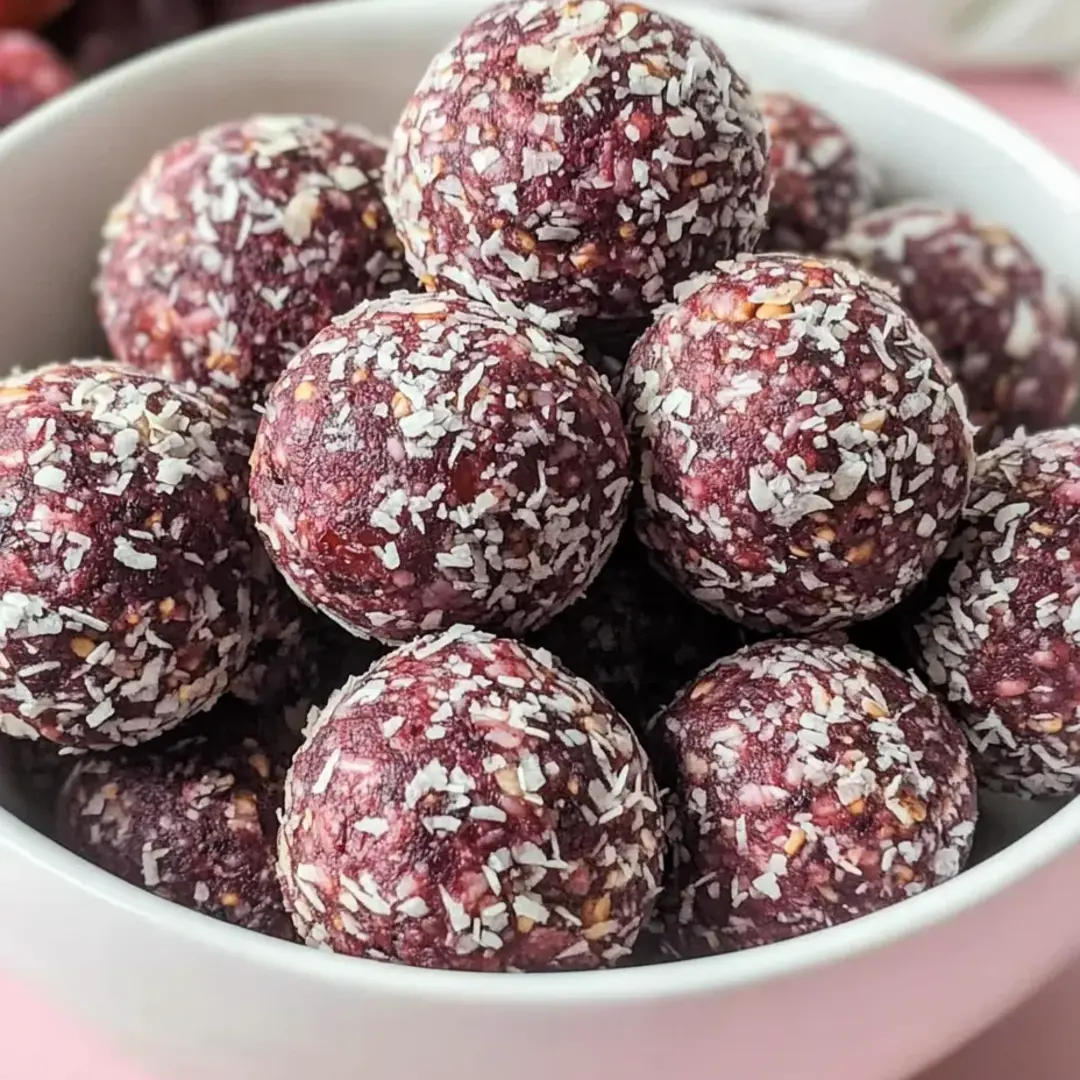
[831,201,1080,447]
[915,427,1080,799]
[250,291,630,644]
[659,637,977,954]
[0,361,266,749]
[58,711,295,939]
[276,626,665,970]
[96,114,411,405]
[759,91,875,254]
[622,252,975,632]
[384,0,770,327]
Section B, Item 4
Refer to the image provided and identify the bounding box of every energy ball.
[58,714,294,939]
[531,534,744,733]
[0,361,264,749]
[660,637,977,953]
[276,625,665,970]
[915,428,1080,799]
[831,202,1080,447]
[97,114,410,405]
[623,253,975,633]
[250,291,630,644]
[385,0,770,327]
[0,30,73,128]
[759,91,874,254]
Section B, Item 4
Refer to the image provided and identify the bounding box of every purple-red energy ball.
[759,90,874,254]
[622,252,975,633]
[659,637,977,954]
[276,626,665,970]
[916,427,1080,798]
[0,361,269,749]
[96,114,410,406]
[250,291,630,644]
[58,717,294,939]
[385,0,770,327]
[831,201,1080,448]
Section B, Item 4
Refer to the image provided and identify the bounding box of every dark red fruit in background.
[46,0,204,76]
[0,0,70,29]
[0,29,72,127]
[206,0,319,23]
[42,1,325,79]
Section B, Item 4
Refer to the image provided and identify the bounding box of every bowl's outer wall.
[0,2,1078,1078]
[0,816,1076,1080]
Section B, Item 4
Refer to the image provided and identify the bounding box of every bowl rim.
[3,0,1080,1004]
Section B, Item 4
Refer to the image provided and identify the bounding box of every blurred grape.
[0,29,73,127]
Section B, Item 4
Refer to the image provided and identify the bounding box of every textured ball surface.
[0,29,73,128]
[831,202,1080,448]
[97,114,410,405]
[759,91,873,254]
[660,637,977,953]
[531,534,744,733]
[385,0,770,326]
[250,291,630,644]
[915,427,1080,798]
[276,626,665,970]
[58,714,294,938]
[622,253,974,632]
[0,361,264,749]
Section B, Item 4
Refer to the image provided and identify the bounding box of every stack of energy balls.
[2,0,1077,971]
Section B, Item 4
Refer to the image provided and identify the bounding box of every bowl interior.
[0,0,1077,986]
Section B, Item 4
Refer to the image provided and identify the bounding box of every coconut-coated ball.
[276,626,665,970]
[0,361,266,749]
[58,710,295,938]
[250,291,630,644]
[831,201,1080,448]
[385,0,770,327]
[621,253,975,632]
[915,427,1080,798]
[759,90,874,254]
[660,638,977,953]
[96,114,410,405]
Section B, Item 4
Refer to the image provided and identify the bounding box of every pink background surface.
[2,73,1079,1080]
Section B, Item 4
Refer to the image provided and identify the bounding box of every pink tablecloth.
[5,74,1079,1080]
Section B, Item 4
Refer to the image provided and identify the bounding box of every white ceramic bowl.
[1,3,1079,1079]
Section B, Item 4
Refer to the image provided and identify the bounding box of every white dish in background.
[0,2,1078,1079]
